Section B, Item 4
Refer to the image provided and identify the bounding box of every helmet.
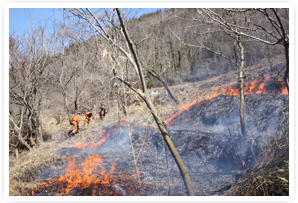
[77,112,81,115]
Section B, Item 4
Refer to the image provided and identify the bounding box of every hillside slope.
[9,55,289,196]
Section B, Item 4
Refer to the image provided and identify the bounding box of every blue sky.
[9,8,162,36]
[9,8,60,35]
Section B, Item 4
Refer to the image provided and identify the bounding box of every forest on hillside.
[9,8,289,196]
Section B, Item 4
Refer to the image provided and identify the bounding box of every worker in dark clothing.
[69,112,81,136]
[84,111,93,125]
[99,107,108,120]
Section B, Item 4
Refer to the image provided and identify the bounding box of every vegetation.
[9,8,289,196]
[224,102,289,196]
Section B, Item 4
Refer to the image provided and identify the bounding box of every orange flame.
[24,154,149,196]
[70,130,109,149]
[164,91,221,126]
[280,83,289,95]
[25,154,120,196]
[165,76,288,127]
[21,123,153,196]
[57,154,114,195]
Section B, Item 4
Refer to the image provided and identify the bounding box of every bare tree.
[65,8,196,196]
[196,8,289,134]
[9,25,53,151]
[172,9,249,136]
[255,8,289,91]
[200,8,289,91]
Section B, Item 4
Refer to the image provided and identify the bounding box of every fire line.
[164,76,288,127]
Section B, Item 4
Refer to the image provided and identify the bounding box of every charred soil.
[10,56,289,196]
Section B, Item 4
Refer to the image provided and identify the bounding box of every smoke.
[113,184,126,196]
[31,91,288,196]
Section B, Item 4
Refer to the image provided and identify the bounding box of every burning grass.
[20,154,152,196]
[11,122,154,196]
[9,58,289,196]
[164,75,288,127]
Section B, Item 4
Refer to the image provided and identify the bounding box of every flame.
[164,92,220,126]
[18,75,288,196]
[55,154,113,195]
[280,82,289,95]
[20,119,156,196]
[21,123,151,196]
[70,128,116,149]
[165,76,288,127]
[23,154,149,196]
[24,154,123,196]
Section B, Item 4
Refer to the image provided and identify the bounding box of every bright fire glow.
[70,130,109,149]
[24,153,149,196]
[164,76,288,126]
[24,154,120,196]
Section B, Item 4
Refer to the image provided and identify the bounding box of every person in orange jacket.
[84,111,93,125]
[69,112,81,136]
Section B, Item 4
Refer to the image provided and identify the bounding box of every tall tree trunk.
[15,148,19,163]
[59,70,71,120]
[237,35,247,137]
[62,89,71,120]
[35,95,43,145]
[284,41,289,92]
[74,66,79,112]
[10,108,32,151]
[60,12,71,120]
[28,111,36,147]
[116,8,195,195]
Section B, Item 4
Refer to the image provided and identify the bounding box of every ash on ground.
[34,94,288,196]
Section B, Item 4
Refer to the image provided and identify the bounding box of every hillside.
[9,8,289,197]
[9,55,289,196]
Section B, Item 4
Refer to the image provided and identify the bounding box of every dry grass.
[9,104,155,195]
[224,103,289,196]
[9,141,68,195]
[9,57,288,196]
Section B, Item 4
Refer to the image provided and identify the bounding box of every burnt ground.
[12,55,289,196]
[34,93,288,196]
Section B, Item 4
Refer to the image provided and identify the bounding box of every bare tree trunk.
[61,87,71,120]
[237,35,247,137]
[9,109,32,151]
[74,66,79,112]
[148,70,180,105]
[28,111,36,147]
[60,11,71,120]
[115,8,195,195]
[59,70,72,120]
[114,9,195,195]
[284,41,289,91]
[35,96,43,145]
[33,90,43,145]
[116,8,195,195]
[15,148,19,163]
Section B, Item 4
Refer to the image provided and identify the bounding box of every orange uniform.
[84,112,92,124]
[70,114,81,134]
